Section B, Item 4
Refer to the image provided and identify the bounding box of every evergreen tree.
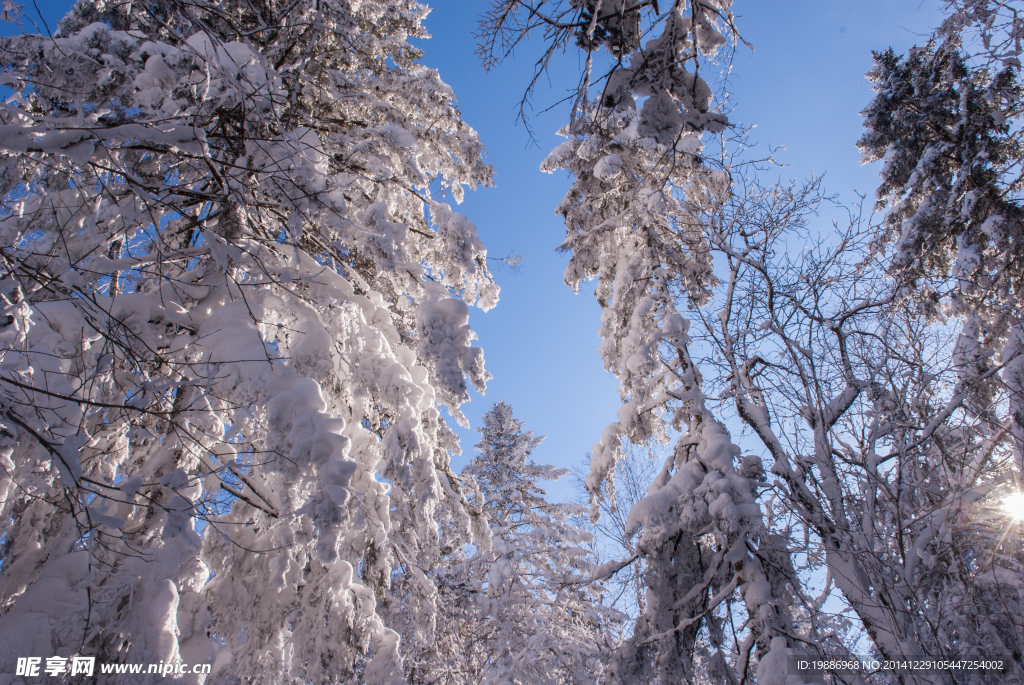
[481,2,1024,682]
[394,401,619,684]
[859,0,1024,479]
[479,3,821,682]
[463,401,614,684]
[0,0,496,681]
[853,0,1024,672]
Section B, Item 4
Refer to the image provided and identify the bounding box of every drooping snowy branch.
[477,3,836,681]
[0,0,499,681]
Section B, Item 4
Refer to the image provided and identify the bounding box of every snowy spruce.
[0,0,498,681]
[392,401,619,683]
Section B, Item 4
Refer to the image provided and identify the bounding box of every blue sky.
[417,1,945,499]
[29,0,944,501]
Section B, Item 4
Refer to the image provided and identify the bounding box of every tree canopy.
[0,0,1021,683]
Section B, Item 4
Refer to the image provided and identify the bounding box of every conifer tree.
[0,0,496,681]
[393,401,619,684]
[480,2,1023,682]
[853,1,1024,670]
[859,0,1024,478]
[478,3,823,681]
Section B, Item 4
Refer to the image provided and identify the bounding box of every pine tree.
[0,0,496,681]
[853,1,1024,672]
[858,0,1024,473]
[464,401,615,684]
[393,401,619,684]
[478,3,822,682]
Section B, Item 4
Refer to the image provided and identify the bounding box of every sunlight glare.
[1005,491,1024,522]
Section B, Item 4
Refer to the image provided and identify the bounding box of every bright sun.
[1005,491,1024,522]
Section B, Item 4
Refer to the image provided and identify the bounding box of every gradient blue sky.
[416,1,944,500]
[29,0,945,500]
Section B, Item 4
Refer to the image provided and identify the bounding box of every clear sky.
[27,0,945,501]
[417,0,945,500]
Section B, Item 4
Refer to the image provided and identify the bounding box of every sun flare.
[1005,491,1024,523]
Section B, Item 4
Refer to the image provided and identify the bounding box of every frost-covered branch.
[0,0,503,681]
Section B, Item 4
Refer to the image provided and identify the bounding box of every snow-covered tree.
[480,0,738,526]
[826,3,1024,675]
[859,0,1024,480]
[482,1,1024,682]
[391,400,618,684]
[479,3,826,683]
[0,0,497,681]
[698,173,1024,683]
